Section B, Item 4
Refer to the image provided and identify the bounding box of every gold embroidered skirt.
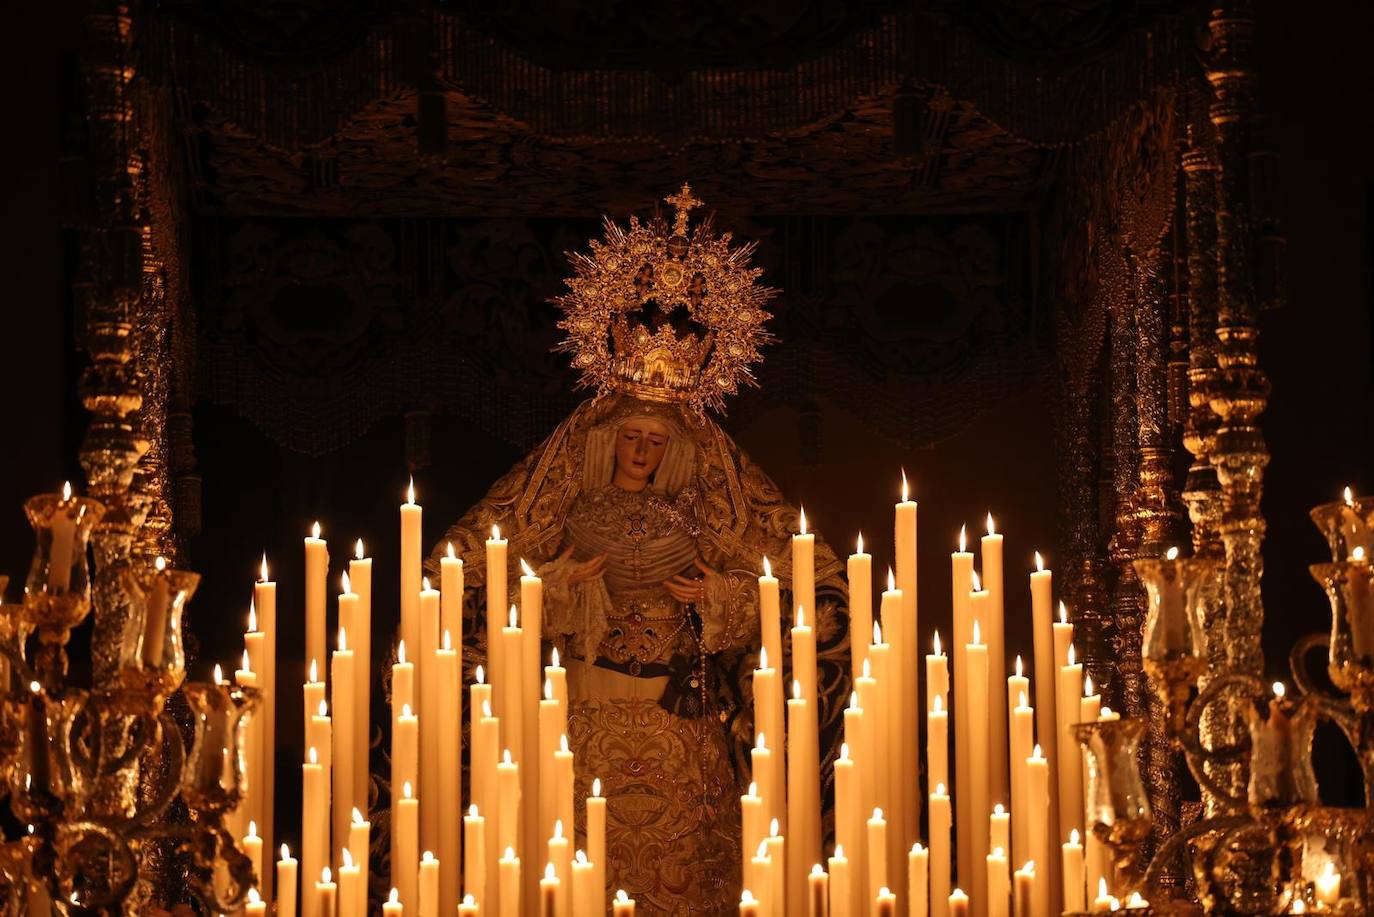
[570,694,743,916]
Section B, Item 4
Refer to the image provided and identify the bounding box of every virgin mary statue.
[425,186,850,915]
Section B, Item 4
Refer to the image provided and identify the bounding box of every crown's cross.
[665,183,703,236]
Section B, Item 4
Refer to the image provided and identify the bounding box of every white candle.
[349,808,371,917]
[1009,683,1033,875]
[792,603,822,879]
[243,820,263,901]
[849,535,873,681]
[440,542,464,651]
[867,808,889,912]
[1013,864,1035,917]
[254,556,278,900]
[301,747,326,917]
[485,526,508,721]
[949,888,969,917]
[1056,646,1085,837]
[437,630,462,916]
[277,844,298,917]
[396,781,419,909]
[986,847,1009,917]
[793,508,816,637]
[500,849,521,917]
[384,887,404,917]
[1028,554,1061,871]
[305,522,329,690]
[465,805,487,911]
[966,609,991,914]
[548,821,571,917]
[829,847,852,917]
[497,752,521,874]
[612,889,635,917]
[981,516,1008,813]
[313,867,337,917]
[459,894,480,916]
[909,843,929,917]
[401,480,422,668]
[809,863,830,917]
[929,786,951,917]
[895,476,921,868]
[349,539,373,808]
[1027,747,1051,917]
[419,578,442,858]
[338,848,362,917]
[1061,829,1085,915]
[927,694,949,807]
[539,861,560,917]
[571,850,595,917]
[332,618,355,865]
[740,888,761,917]
[419,851,440,917]
[588,777,607,912]
[245,887,266,917]
[950,530,974,898]
[759,557,782,684]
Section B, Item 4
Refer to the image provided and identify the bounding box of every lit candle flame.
[862,658,872,678]
[1068,644,1076,666]
[1273,681,1286,698]
[901,469,910,503]
[551,646,560,667]
[576,850,588,865]
[242,649,251,672]
[342,570,351,594]
[397,639,407,664]
[321,867,332,884]
[554,819,564,840]
[310,658,318,682]
[971,569,982,591]
[742,890,757,905]
[544,678,553,701]
[248,889,261,905]
[770,818,780,837]
[762,555,772,577]
[1069,828,1080,845]
[1060,601,1070,624]
[1085,675,1095,696]
[592,777,602,797]
[796,605,806,628]
[482,699,492,717]
[759,646,769,669]
[503,749,512,765]
[440,629,450,652]
[338,627,347,652]
[959,524,967,552]
[248,820,258,838]
[318,699,328,717]
[403,781,413,799]
[62,481,72,501]
[154,556,167,572]
[792,679,801,700]
[1165,546,1180,561]
[509,605,518,628]
[934,694,944,713]
[887,568,896,592]
[521,558,535,577]
[353,806,365,824]
[281,843,292,860]
[1100,705,1114,718]
[260,553,270,582]
[1354,546,1367,562]
[309,747,318,765]
[213,664,224,685]
[545,862,556,880]
[406,477,415,505]
[248,599,257,632]
[616,891,630,904]
[1018,690,1027,707]
[342,848,354,869]
[1345,486,1355,506]
[1035,551,1044,572]
[935,783,946,795]
[871,808,883,821]
[872,621,883,645]
[834,844,845,857]
[389,889,401,904]
[356,538,365,560]
[1015,655,1023,677]
[491,524,501,540]
[476,664,485,684]
[986,512,996,536]
[972,619,982,645]
[469,804,479,817]
[757,732,767,751]
[799,507,808,535]
[933,630,942,655]
[856,532,865,555]
[446,541,455,560]
[311,520,321,539]
[1032,744,1043,760]
[840,741,850,761]
[849,691,859,709]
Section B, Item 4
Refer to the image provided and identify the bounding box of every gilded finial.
[664,183,703,236]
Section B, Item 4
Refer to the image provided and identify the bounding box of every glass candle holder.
[1135,553,1218,733]
[1310,491,1374,562]
[22,488,104,634]
[182,680,258,814]
[1310,559,1374,713]
[1075,717,1153,855]
[1245,687,1318,808]
[118,559,197,701]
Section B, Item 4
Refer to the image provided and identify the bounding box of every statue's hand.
[664,557,720,604]
[564,546,608,585]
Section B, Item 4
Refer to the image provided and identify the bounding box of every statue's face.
[614,418,671,486]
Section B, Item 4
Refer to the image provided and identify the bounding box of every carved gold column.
[1206,1,1268,686]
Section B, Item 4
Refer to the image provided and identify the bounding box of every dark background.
[1,2,1371,843]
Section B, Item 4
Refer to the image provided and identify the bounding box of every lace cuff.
[524,556,611,662]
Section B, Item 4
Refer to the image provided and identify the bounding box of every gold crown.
[555,184,776,415]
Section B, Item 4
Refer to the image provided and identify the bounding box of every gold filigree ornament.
[555,183,777,415]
